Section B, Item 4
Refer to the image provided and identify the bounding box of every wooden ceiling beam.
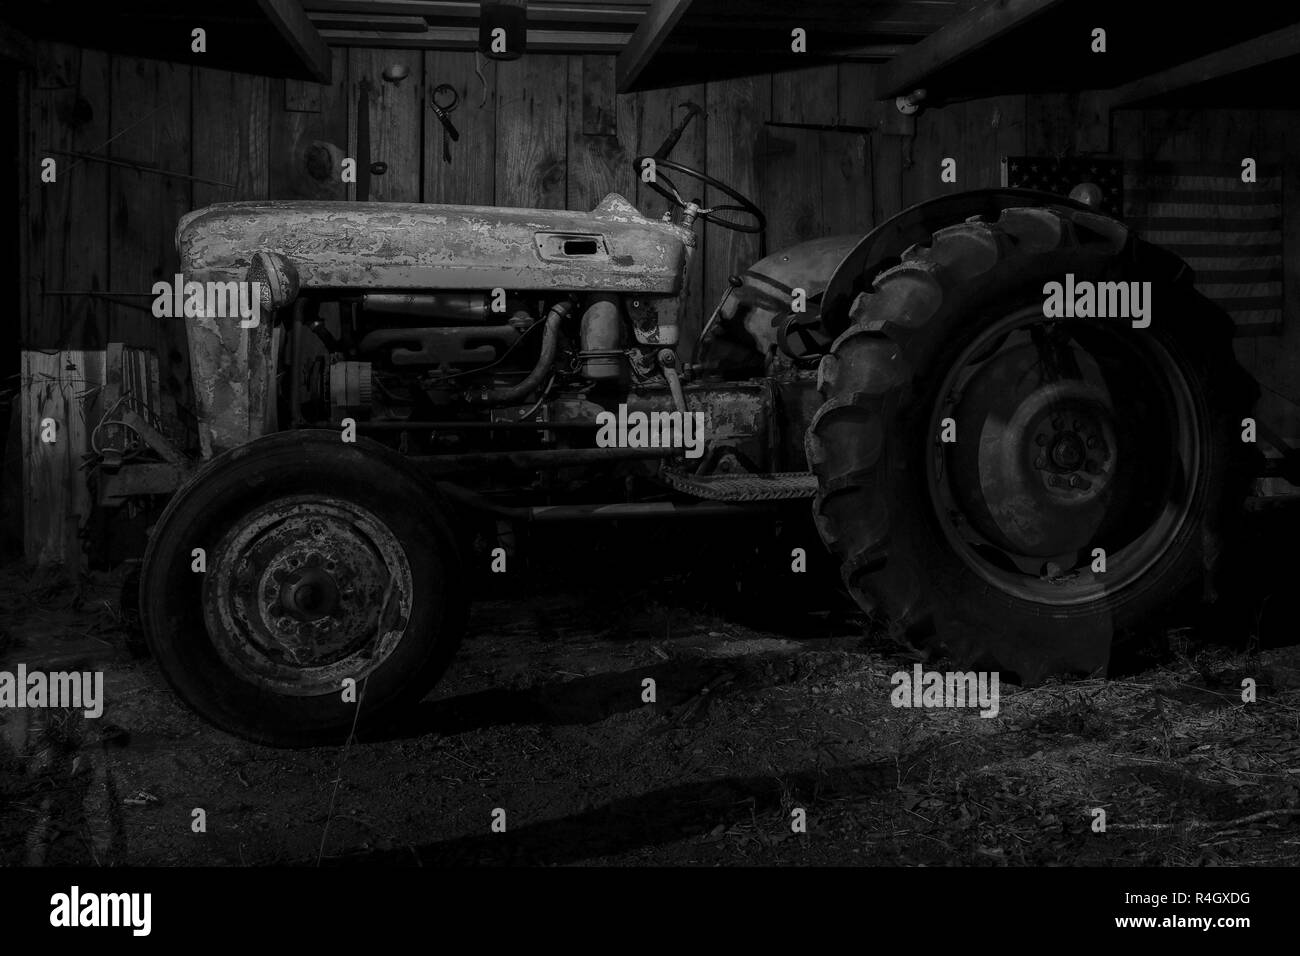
[875,0,1067,98]
[304,1,647,26]
[257,0,333,82]
[309,12,430,31]
[616,0,692,92]
[319,25,630,51]
[1104,19,1300,109]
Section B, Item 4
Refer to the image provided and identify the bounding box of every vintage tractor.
[135,137,1256,745]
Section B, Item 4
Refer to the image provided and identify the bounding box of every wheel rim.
[204,495,414,695]
[927,307,1201,606]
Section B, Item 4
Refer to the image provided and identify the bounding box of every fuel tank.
[176,192,691,295]
[724,235,863,357]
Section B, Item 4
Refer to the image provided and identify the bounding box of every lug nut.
[1034,454,1048,469]
[1086,436,1098,449]
[1051,417,1064,430]
[1070,474,1091,490]
[1072,419,1082,431]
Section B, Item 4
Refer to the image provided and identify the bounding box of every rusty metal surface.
[433,482,771,520]
[98,462,186,502]
[204,495,412,696]
[186,318,275,457]
[410,446,678,474]
[177,192,690,294]
[627,381,770,472]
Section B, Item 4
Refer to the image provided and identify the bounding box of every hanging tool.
[473,51,489,108]
[357,77,372,201]
[430,84,460,164]
[654,101,704,160]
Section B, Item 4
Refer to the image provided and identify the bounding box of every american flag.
[1005,156,1284,336]
[1003,156,1124,217]
[1125,161,1283,336]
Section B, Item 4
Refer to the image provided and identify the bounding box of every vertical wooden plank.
[270,47,349,200]
[192,68,270,206]
[28,44,110,350]
[1025,93,1074,156]
[704,74,770,310]
[900,101,965,209]
[566,56,637,212]
[766,66,837,251]
[871,133,905,225]
[284,78,322,113]
[21,349,104,567]
[1109,109,1143,164]
[1143,108,1202,164]
[108,56,190,433]
[22,350,60,565]
[1267,110,1300,442]
[823,64,874,235]
[580,54,616,137]
[62,349,103,567]
[836,64,907,228]
[636,82,705,359]
[348,49,423,203]
[495,54,567,209]
[16,64,31,386]
[962,94,1025,188]
[423,50,496,205]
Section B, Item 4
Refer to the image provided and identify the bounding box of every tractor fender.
[821,188,1099,333]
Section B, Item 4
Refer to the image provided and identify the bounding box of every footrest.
[659,468,818,501]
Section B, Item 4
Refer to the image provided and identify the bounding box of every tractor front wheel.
[140,429,467,746]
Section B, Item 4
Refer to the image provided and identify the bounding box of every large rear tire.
[140,429,468,746]
[807,205,1256,681]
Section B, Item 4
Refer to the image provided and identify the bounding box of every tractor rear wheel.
[140,429,467,746]
[806,205,1255,681]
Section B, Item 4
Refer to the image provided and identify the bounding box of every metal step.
[659,467,819,502]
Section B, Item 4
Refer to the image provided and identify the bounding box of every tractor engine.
[294,290,602,427]
[286,287,785,481]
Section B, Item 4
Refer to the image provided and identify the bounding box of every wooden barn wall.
[19,47,1020,381]
[1023,96,1300,443]
[19,44,1300,444]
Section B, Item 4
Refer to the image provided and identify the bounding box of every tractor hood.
[176,193,692,294]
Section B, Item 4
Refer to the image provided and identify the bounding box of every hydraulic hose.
[472,299,572,405]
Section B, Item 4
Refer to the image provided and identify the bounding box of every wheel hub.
[1049,432,1084,470]
[206,496,414,695]
[929,310,1199,605]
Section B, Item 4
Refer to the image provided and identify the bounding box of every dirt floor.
[2,527,1300,867]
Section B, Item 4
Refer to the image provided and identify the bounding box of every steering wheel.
[634,155,767,236]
